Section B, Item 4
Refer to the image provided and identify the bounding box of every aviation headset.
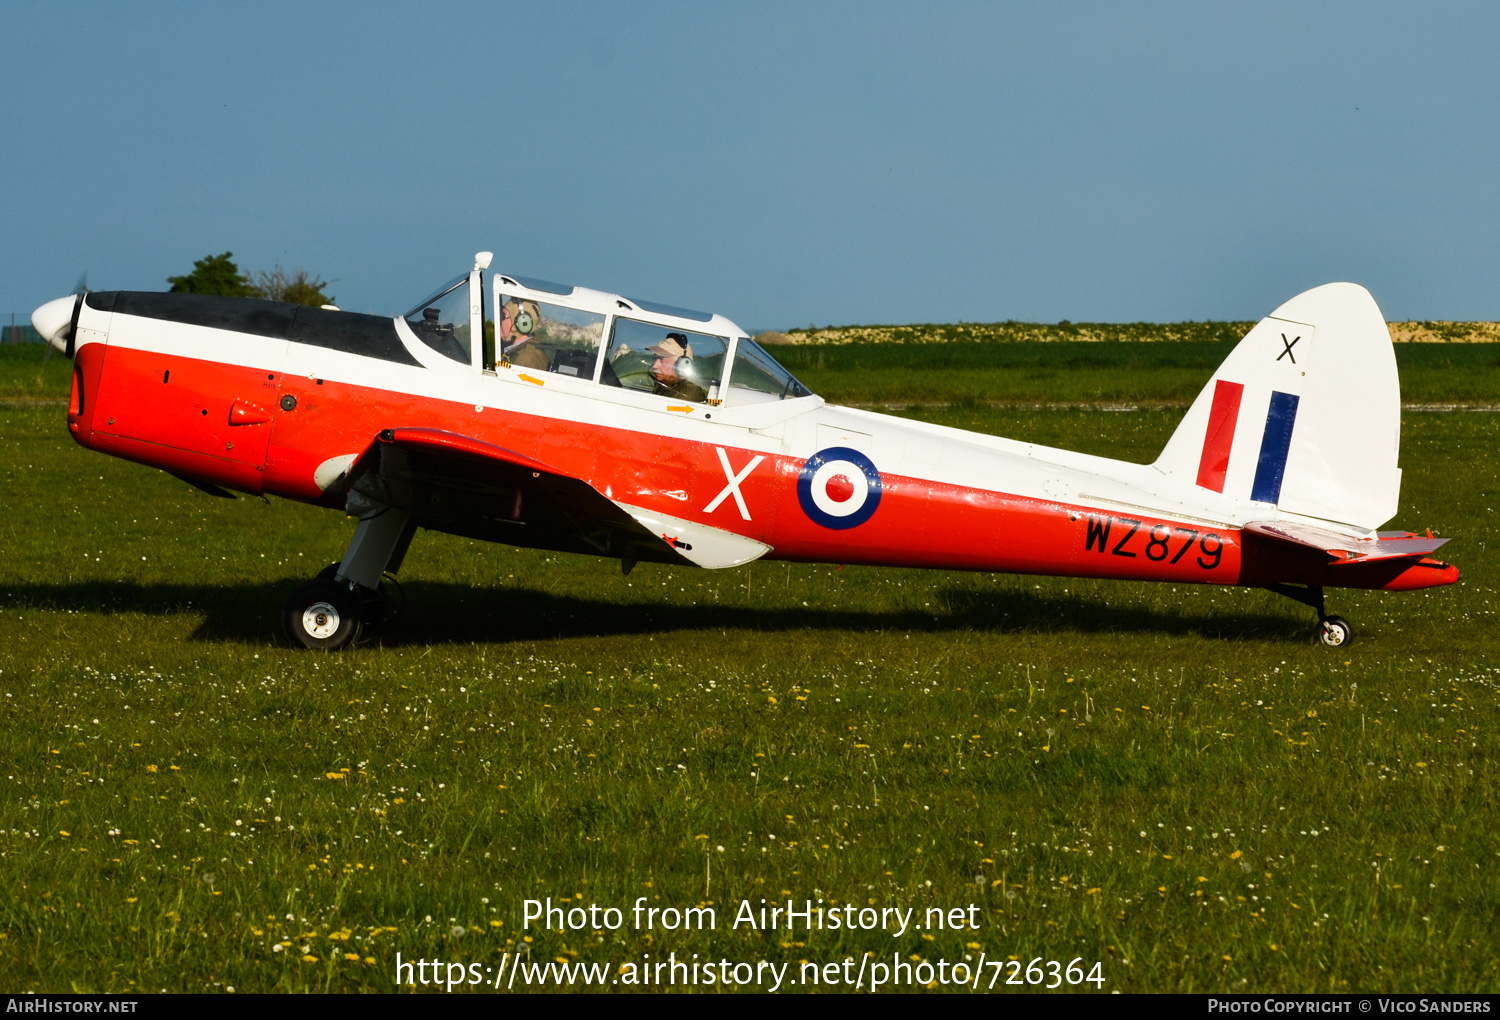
[502,298,541,337]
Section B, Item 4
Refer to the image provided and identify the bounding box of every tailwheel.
[282,579,363,651]
[1266,584,1355,650]
[1318,615,1354,649]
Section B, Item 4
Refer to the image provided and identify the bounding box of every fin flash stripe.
[1251,390,1300,504]
[1195,379,1244,493]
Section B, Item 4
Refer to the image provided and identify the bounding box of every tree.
[167,254,336,306]
[252,267,334,307]
[167,252,257,297]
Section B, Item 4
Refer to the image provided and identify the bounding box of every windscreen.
[403,275,471,364]
[726,336,812,403]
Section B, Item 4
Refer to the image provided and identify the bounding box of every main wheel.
[314,561,394,627]
[1318,615,1354,649]
[283,579,362,651]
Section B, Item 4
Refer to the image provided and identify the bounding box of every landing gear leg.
[1264,583,1355,649]
[283,495,416,650]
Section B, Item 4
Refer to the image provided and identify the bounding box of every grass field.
[0,352,1496,993]
[0,344,72,401]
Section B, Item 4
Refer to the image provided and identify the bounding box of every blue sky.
[3,2,1497,328]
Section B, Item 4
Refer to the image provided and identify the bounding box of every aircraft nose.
[32,294,80,352]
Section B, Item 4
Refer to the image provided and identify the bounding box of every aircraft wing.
[1244,520,1450,565]
[346,428,770,569]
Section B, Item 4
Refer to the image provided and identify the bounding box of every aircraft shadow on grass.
[0,579,1306,647]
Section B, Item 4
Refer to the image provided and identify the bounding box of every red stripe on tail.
[1196,379,1243,492]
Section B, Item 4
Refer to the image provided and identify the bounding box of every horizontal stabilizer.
[1245,520,1448,564]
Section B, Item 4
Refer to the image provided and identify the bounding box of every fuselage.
[54,285,1458,595]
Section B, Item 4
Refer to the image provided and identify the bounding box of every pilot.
[646,333,707,402]
[499,298,549,370]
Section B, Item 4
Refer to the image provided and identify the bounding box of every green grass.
[0,344,72,401]
[0,399,1496,994]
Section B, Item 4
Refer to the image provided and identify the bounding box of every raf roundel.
[797,447,883,530]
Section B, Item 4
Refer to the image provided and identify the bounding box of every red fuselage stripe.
[1196,379,1243,493]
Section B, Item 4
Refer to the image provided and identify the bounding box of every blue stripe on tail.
[1251,390,1299,504]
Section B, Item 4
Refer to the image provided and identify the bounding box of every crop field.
[0,339,1496,994]
[775,341,1500,407]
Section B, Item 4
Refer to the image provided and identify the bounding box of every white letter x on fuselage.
[704,447,765,521]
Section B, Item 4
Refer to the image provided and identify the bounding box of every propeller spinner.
[31,293,83,355]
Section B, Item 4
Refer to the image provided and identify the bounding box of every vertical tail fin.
[1153,283,1401,530]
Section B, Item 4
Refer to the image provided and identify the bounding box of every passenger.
[646,333,707,402]
[499,298,549,370]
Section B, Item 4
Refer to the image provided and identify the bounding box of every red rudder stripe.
[1195,379,1243,493]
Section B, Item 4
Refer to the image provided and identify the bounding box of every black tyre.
[1318,615,1354,649]
[283,579,362,651]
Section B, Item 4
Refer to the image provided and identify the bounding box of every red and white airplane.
[31,253,1459,650]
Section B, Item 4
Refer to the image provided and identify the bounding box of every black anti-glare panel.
[91,292,423,368]
[290,306,422,367]
[106,292,297,339]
